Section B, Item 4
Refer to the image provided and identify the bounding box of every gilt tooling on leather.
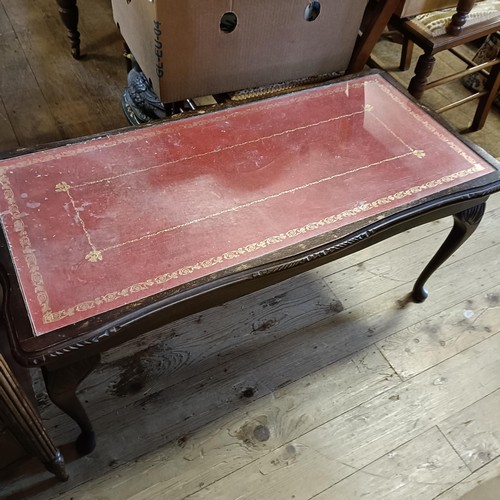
[0,75,493,335]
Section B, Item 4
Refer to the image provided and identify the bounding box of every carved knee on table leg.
[412,203,486,302]
[43,354,100,455]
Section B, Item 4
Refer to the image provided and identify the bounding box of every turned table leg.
[0,354,68,481]
[412,203,486,302]
[56,0,81,59]
[43,354,100,455]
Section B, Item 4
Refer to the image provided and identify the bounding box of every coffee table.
[1,72,499,455]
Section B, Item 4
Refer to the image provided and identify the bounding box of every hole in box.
[220,12,238,33]
[304,1,321,21]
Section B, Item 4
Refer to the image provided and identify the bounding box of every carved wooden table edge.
[0,353,68,481]
[2,181,500,365]
[1,71,499,457]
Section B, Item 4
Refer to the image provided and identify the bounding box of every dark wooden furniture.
[0,354,68,480]
[56,0,80,59]
[1,72,499,455]
[347,0,402,73]
[389,0,500,131]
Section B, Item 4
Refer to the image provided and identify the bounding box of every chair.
[347,0,403,73]
[56,0,80,59]
[389,0,500,131]
[0,354,68,481]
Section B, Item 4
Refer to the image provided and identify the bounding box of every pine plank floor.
[1,1,500,499]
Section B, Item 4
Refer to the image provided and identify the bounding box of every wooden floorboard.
[1,2,500,498]
[314,427,468,500]
[0,0,126,152]
[0,0,63,149]
[437,456,500,499]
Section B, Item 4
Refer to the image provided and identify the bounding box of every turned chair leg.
[0,354,68,481]
[56,0,81,59]
[470,63,500,132]
[400,37,414,71]
[42,354,100,455]
[412,203,486,302]
[408,52,436,99]
[446,0,476,36]
[346,0,401,74]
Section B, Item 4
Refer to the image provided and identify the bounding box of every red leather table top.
[0,74,495,336]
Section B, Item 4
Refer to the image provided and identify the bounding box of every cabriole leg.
[412,203,486,302]
[42,354,100,455]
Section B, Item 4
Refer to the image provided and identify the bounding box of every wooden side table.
[0,72,499,456]
[0,354,68,481]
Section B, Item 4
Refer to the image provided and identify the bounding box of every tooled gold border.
[0,75,491,333]
[1,165,483,328]
[43,165,484,324]
[0,175,51,318]
[372,79,488,167]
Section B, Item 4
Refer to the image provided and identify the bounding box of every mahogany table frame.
[1,71,499,455]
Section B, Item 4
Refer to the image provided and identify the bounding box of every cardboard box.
[396,0,459,18]
[111,0,369,103]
